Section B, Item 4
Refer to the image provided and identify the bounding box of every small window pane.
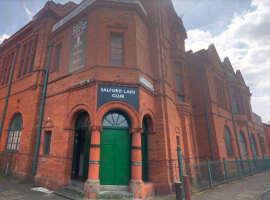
[28,41,32,55]
[233,97,239,113]
[240,133,247,156]
[178,95,184,103]
[251,135,257,156]
[30,55,35,73]
[24,58,29,76]
[117,43,122,48]
[176,74,183,92]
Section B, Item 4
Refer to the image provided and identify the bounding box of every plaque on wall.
[97,85,139,112]
[68,18,88,73]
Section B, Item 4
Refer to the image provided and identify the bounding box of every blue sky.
[0,0,269,123]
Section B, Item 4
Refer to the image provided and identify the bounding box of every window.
[77,113,91,128]
[102,112,129,128]
[55,45,62,71]
[251,135,257,156]
[224,126,234,156]
[110,35,123,66]
[176,74,183,92]
[6,114,23,151]
[18,36,38,78]
[44,132,52,155]
[260,135,267,155]
[240,132,247,156]
[178,95,184,103]
[215,76,227,109]
[231,87,245,114]
[0,52,14,86]
[233,97,239,113]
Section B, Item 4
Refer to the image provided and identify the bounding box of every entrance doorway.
[71,112,91,182]
[99,111,131,185]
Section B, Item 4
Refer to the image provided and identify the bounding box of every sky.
[0,0,269,123]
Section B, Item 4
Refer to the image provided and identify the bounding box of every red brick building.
[186,44,269,162]
[0,0,269,199]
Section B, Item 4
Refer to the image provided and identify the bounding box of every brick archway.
[95,101,139,128]
[141,108,155,133]
[64,103,94,130]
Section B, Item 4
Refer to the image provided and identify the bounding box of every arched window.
[77,112,90,128]
[240,132,247,156]
[251,135,257,156]
[6,114,23,151]
[102,112,130,128]
[224,126,234,156]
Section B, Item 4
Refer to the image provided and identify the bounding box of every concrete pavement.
[0,175,66,200]
[192,171,270,200]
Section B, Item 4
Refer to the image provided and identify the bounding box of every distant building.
[0,0,269,199]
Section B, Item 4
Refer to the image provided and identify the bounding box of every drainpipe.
[246,123,255,158]
[0,44,20,137]
[227,83,242,160]
[258,133,265,158]
[199,68,215,162]
[32,41,53,183]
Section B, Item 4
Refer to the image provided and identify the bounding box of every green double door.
[99,129,131,185]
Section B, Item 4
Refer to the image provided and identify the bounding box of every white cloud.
[23,3,33,20]
[185,0,270,123]
[0,34,10,43]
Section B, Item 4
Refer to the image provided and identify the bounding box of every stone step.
[55,185,84,199]
[70,180,85,189]
[100,185,129,192]
[96,191,134,199]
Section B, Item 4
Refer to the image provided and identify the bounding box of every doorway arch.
[99,111,131,185]
[71,111,91,182]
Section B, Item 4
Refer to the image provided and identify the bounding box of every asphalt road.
[0,175,66,200]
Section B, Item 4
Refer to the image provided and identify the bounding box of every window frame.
[223,126,234,157]
[6,114,23,151]
[251,134,257,156]
[110,34,124,67]
[214,76,228,109]
[240,132,247,156]
[18,35,38,78]
[44,132,52,155]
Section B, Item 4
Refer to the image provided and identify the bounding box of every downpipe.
[32,41,53,183]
